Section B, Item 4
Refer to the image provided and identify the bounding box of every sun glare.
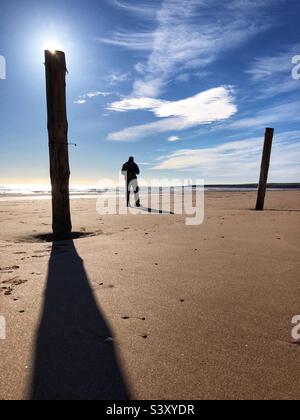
[43,40,62,54]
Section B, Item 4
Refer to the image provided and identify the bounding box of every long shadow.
[129,205,174,215]
[249,208,300,213]
[267,209,300,213]
[141,206,175,215]
[30,240,130,400]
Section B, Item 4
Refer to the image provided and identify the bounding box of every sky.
[0,0,300,186]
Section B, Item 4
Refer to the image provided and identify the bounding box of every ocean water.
[0,184,255,195]
[0,183,298,201]
[0,184,106,196]
[0,184,111,202]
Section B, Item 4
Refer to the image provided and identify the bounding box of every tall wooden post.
[45,50,72,240]
[256,128,274,211]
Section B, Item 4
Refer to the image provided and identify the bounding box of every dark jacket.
[122,161,140,182]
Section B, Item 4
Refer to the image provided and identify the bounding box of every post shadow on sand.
[30,240,130,400]
[249,208,300,213]
[129,204,175,215]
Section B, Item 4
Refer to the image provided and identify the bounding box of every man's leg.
[126,182,130,207]
[133,179,141,207]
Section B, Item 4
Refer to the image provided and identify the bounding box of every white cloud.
[105,72,130,85]
[86,91,113,98]
[176,74,190,83]
[101,0,283,98]
[74,91,113,105]
[153,131,300,183]
[256,80,299,98]
[228,101,300,130]
[107,0,158,18]
[168,136,180,142]
[246,43,300,98]
[107,86,237,141]
[153,88,236,121]
[246,44,300,81]
[97,31,154,51]
[108,97,165,112]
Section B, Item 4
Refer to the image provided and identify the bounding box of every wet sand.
[0,191,300,400]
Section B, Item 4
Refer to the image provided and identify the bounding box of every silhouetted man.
[122,157,141,207]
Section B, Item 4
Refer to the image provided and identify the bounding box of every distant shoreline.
[201,183,300,189]
[0,184,299,202]
[0,183,300,199]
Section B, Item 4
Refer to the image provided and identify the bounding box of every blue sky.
[0,0,299,186]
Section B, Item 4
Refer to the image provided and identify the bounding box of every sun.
[43,39,62,54]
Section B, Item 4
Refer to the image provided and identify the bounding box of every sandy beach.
[0,191,299,400]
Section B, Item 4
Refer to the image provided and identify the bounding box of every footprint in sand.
[3,288,13,296]
[2,277,27,287]
[1,277,27,296]
[96,283,114,289]
[121,315,146,321]
[0,265,20,273]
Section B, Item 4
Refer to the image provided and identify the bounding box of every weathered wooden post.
[45,50,72,240]
[256,128,274,211]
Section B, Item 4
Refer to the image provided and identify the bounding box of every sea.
[0,183,299,202]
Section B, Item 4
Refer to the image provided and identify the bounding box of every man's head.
[128,156,134,163]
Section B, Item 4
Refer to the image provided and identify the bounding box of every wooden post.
[45,50,72,240]
[148,187,152,213]
[256,128,274,211]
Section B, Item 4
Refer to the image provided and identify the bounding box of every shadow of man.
[139,206,175,215]
[30,240,130,400]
